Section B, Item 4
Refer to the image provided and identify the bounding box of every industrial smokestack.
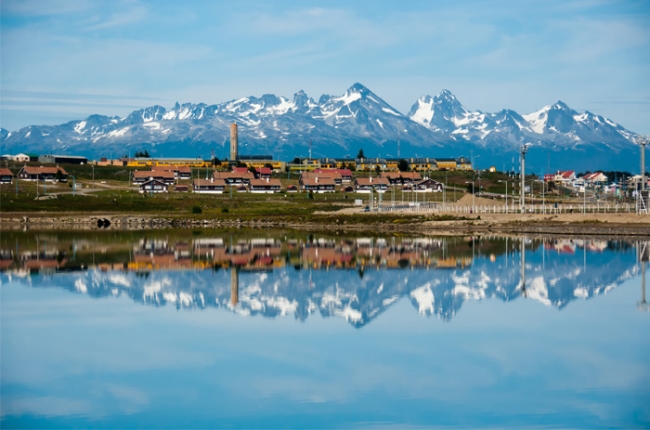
[230,123,238,161]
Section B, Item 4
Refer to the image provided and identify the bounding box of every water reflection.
[1,231,645,327]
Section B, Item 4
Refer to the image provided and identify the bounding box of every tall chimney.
[230,123,238,161]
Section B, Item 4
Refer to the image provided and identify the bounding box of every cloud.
[1,396,94,417]
[1,0,92,16]
[84,1,148,31]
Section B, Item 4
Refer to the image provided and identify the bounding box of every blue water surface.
[1,233,649,428]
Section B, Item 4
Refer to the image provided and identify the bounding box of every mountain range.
[0,83,642,172]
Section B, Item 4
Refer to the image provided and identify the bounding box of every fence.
[373,202,639,215]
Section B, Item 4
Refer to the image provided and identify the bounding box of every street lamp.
[498,180,508,213]
[465,180,475,213]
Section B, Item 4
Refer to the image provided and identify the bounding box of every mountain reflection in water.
[0,231,644,327]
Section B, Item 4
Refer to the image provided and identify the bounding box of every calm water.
[1,230,649,428]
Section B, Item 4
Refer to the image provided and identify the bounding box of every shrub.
[221,207,229,213]
[192,206,202,214]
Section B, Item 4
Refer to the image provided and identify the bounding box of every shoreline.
[2,211,650,237]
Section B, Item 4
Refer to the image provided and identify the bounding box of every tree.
[466,183,475,194]
[398,159,410,172]
[135,150,150,158]
[374,165,381,175]
[357,149,365,159]
[292,157,302,164]
[212,157,221,166]
[55,169,64,182]
[347,162,356,172]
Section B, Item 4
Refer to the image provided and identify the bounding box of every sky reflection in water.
[1,230,649,428]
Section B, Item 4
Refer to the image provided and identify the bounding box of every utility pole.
[636,135,648,192]
[520,144,531,213]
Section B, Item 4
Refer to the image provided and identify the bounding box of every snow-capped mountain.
[1,84,641,171]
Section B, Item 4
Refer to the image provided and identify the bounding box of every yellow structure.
[434,158,457,170]
[409,158,436,172]
[288,159,321,171]
[238,159,286,171]
[456,157,473,171]
[355,158,387,172]
[127,158,208,168]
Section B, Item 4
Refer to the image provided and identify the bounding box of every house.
[17,166,68,182]
[381,171,421,185]
[213,170,254,185]
[354,177,390,193]
[13,153,31,163]
[0,168,14,184]
[313,168,343,179]
[193,178,226,194]
[301,177,336,193]
[139,179,168,194]
[249,178,282,193]
[152,165,192,180]
[554,170,576,183]
[133,170,175,185]
[381,172,403,185]
[337,169,353,182]
[543,174,555,182]
[302,170,342,185]
[253,167,272,180]
[401,172,422,184]
[412,178,443,192]
[582,171,608,186]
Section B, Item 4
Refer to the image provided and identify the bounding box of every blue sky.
[1,0,649,133]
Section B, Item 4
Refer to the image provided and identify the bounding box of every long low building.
[38,155,88,165]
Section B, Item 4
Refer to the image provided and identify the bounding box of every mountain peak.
[439,89,455,97]
[348,82,370,93]
[553,100,570,110]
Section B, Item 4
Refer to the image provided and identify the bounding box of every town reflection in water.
[1,231,647,327]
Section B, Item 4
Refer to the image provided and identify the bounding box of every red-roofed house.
[554,170,576,183]
[213,170,254,185]
[582,171,608,185]
[301,177,336,193]
[132,170,175,185]
[249,178,282,193]
[152,165,192,180]
[193,178,226,194]
[354,177,389,193]
[254,167,272,180]
[18,166,68,182]
[0,168,14,184]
